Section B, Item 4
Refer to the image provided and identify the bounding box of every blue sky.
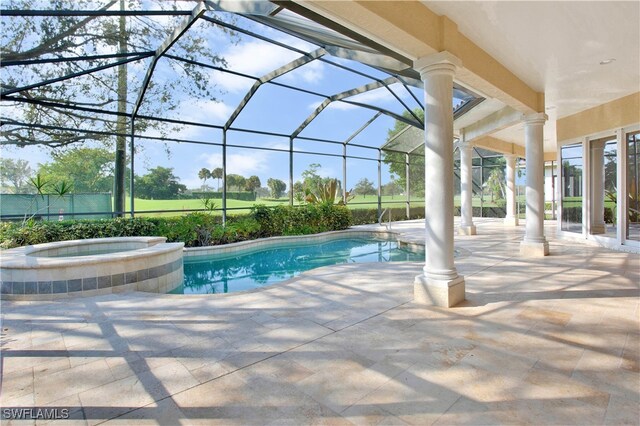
[2,8,426,193]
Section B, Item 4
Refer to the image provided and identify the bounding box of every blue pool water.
[172,238,424,294]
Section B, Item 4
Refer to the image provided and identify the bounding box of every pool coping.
[1,236,181,269]
[1,237,184,300]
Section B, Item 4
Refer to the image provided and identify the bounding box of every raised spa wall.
[0,237,184,301]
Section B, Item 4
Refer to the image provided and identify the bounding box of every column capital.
[522,112,548,126]
[414,51,461,80]
[504,153,519,160]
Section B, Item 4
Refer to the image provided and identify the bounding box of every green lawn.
[127,193,589,218]
[126,195,413,217]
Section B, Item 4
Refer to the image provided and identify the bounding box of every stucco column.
[504,154,519,226]
[590,140,606,234]
[459,143,476,235]
[520,113,549,256]
[413,52,465,308]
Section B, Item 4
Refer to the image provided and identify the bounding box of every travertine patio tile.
[101,397,187,425]
[1,219,638,424]
[354,367,462,425]
[431,396,505,426]
[38,394,86,426]
[34,359,115,405]
[2,340,68,375]
[78,360,198,423]
[603,393,640,425]
[340,401,408,426]
[0,366,34,405]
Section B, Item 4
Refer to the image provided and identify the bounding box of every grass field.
[127,195,413,217]
[125,194,533,217]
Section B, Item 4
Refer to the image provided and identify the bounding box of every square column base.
[590,223,606,234]
[414,275,465,307]
[520,240,549,257]
[458,225,476,235]
[504,217,519,227]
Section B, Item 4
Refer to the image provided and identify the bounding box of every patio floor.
[1,219,638,425]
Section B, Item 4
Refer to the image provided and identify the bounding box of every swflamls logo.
[2,408,70,420]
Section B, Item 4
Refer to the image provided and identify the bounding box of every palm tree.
[211,167,223,191]
[198,168,211,191]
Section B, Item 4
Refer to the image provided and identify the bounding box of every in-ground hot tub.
[0,237,184,300]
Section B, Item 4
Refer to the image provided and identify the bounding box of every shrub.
[0,217,157,249]
[350,207,424,225]
[251,203,352,236]
[0,204,353,249]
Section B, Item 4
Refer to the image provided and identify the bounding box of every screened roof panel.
[1,0,485,156]
[297,104,383,142]
[226,130,289,151]
[230,84,325,135]
[346,114,397,148]
[293,139,342,156]
[230,13,318,54]
[344,83,416,116]
[135,119,223,146]
[271,57,377,96]
[322,56,391,81]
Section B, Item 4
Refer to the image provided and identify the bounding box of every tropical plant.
[305,178,353,205]
[22,173,73,224]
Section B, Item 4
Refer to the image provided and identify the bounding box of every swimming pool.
[172,237,423,294]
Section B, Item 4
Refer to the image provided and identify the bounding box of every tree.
[301,163,324,192]
[226,174,246,192]
[353,178,376,197]
[484,168,505,203]
[0,158,32,193]
[267,178,286,199]
[382,108,425,197]
[198,168,211,191]
[38,147,115,193]
[244,175,261,195]
[293,181,305,203]
[1,0,237,214]
[135,167,186,200]
[211,167,223,191]
[381,180,402,198]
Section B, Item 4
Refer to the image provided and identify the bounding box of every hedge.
[562,206,615,224]
[351,207,425,226]
[0,203,352,249]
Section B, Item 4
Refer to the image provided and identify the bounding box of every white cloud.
[175,99,233,126]
[199,139,289,181]
[280,60,325,85]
